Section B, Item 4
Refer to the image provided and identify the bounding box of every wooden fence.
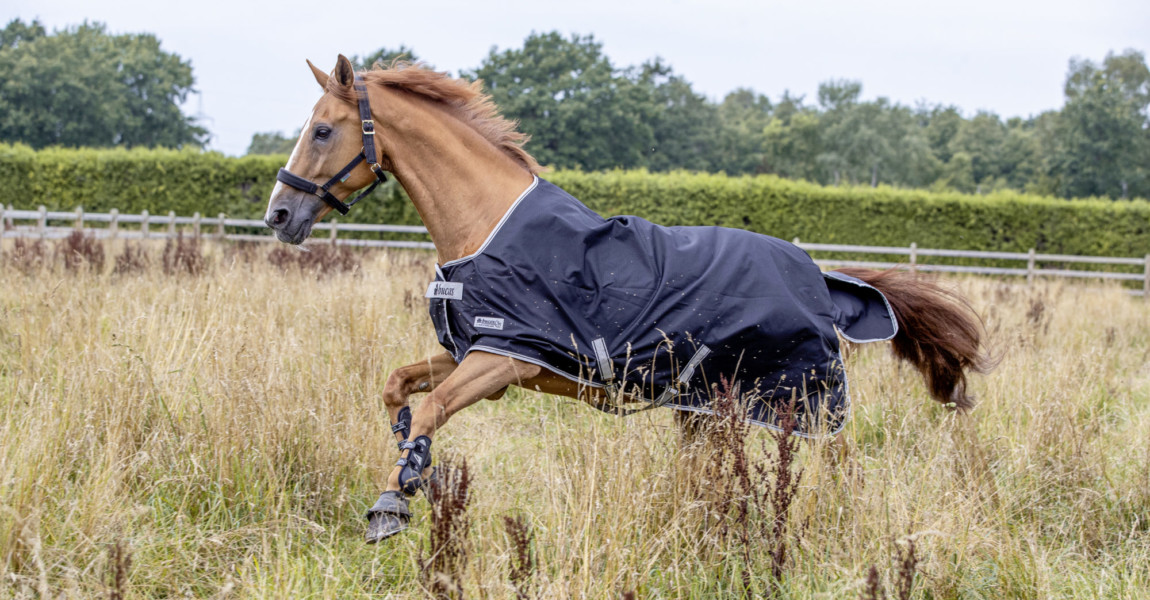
[794,239,1149,298]
[3,205,1148,298]
[0,205,433,249]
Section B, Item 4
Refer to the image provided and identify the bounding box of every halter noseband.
[275,76,388,216]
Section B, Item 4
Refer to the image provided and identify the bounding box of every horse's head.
[264,55,390,244]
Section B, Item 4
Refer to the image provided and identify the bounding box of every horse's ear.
[307,59,329,90]
[334,54,355,87]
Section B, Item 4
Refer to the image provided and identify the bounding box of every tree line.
[0,19,205,149]
[1,19,1145,201]
[253,33,1150,201]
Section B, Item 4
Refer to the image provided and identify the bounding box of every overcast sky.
[8,0,1149,156]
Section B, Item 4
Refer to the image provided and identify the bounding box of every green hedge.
[1,144,281,218]
[0,143,422,228]
[3,144,1149,258]
[550,171,1150,259]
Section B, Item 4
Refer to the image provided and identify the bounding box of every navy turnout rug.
[427,177,897,436]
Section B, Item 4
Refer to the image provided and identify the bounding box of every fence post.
[330,219,339,246]
[141,210,150,239]
[75,206,84,230]
[1144,255,1149,302]
[1026,248,1036,285]
[193,212,201,239]
[110,209,119,239]
[217,213,226,240]
[909,242,918,274]
[168,211,177,238]
[38,206,47,239]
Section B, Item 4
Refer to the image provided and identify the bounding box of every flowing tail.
[833,268,993,410]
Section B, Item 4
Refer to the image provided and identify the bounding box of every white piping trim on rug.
[824,271,900,343]
[439,175,539,269]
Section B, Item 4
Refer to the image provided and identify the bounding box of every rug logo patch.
[425,281,463,299]
[474,316,505,330]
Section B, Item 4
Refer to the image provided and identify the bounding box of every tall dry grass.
[1,237,1148,598]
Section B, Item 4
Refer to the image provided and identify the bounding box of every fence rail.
[0,205,435,249]
[2,205,1148,298]
[794,240,1150,292]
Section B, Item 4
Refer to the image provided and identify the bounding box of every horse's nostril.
[267,208,290,229]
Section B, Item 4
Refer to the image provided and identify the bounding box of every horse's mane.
[325,61,543,174]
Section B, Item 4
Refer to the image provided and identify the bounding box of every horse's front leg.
[365,351,540,543]
[381,352,458,447]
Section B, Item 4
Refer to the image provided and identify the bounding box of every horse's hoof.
[364,490,411,544]
[365,511,408,543]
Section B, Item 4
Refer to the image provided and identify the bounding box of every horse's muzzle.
[264,199,317,245]
[265,208,290,230]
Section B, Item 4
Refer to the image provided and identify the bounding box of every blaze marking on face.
[265,115,312,221]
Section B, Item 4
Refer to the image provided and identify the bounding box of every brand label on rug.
[425,281,463,299]
[474,316,505,330]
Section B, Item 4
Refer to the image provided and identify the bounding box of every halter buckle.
[362,119,375,135]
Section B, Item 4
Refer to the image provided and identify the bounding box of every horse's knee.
[383,367,415,407]
[383,388,406,408]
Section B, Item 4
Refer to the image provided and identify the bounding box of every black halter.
[275,76,388,216]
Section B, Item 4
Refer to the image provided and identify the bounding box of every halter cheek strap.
[276,76,388,216]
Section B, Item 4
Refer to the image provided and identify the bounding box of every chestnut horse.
[264,55,989,543]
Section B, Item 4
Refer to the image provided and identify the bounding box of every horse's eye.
[314,126,331,140]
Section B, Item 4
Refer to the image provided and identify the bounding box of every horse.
[263,55,990,544]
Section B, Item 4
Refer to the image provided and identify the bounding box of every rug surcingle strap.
[594,343,711,417]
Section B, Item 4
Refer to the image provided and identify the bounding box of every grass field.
[1,237,1148,599]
